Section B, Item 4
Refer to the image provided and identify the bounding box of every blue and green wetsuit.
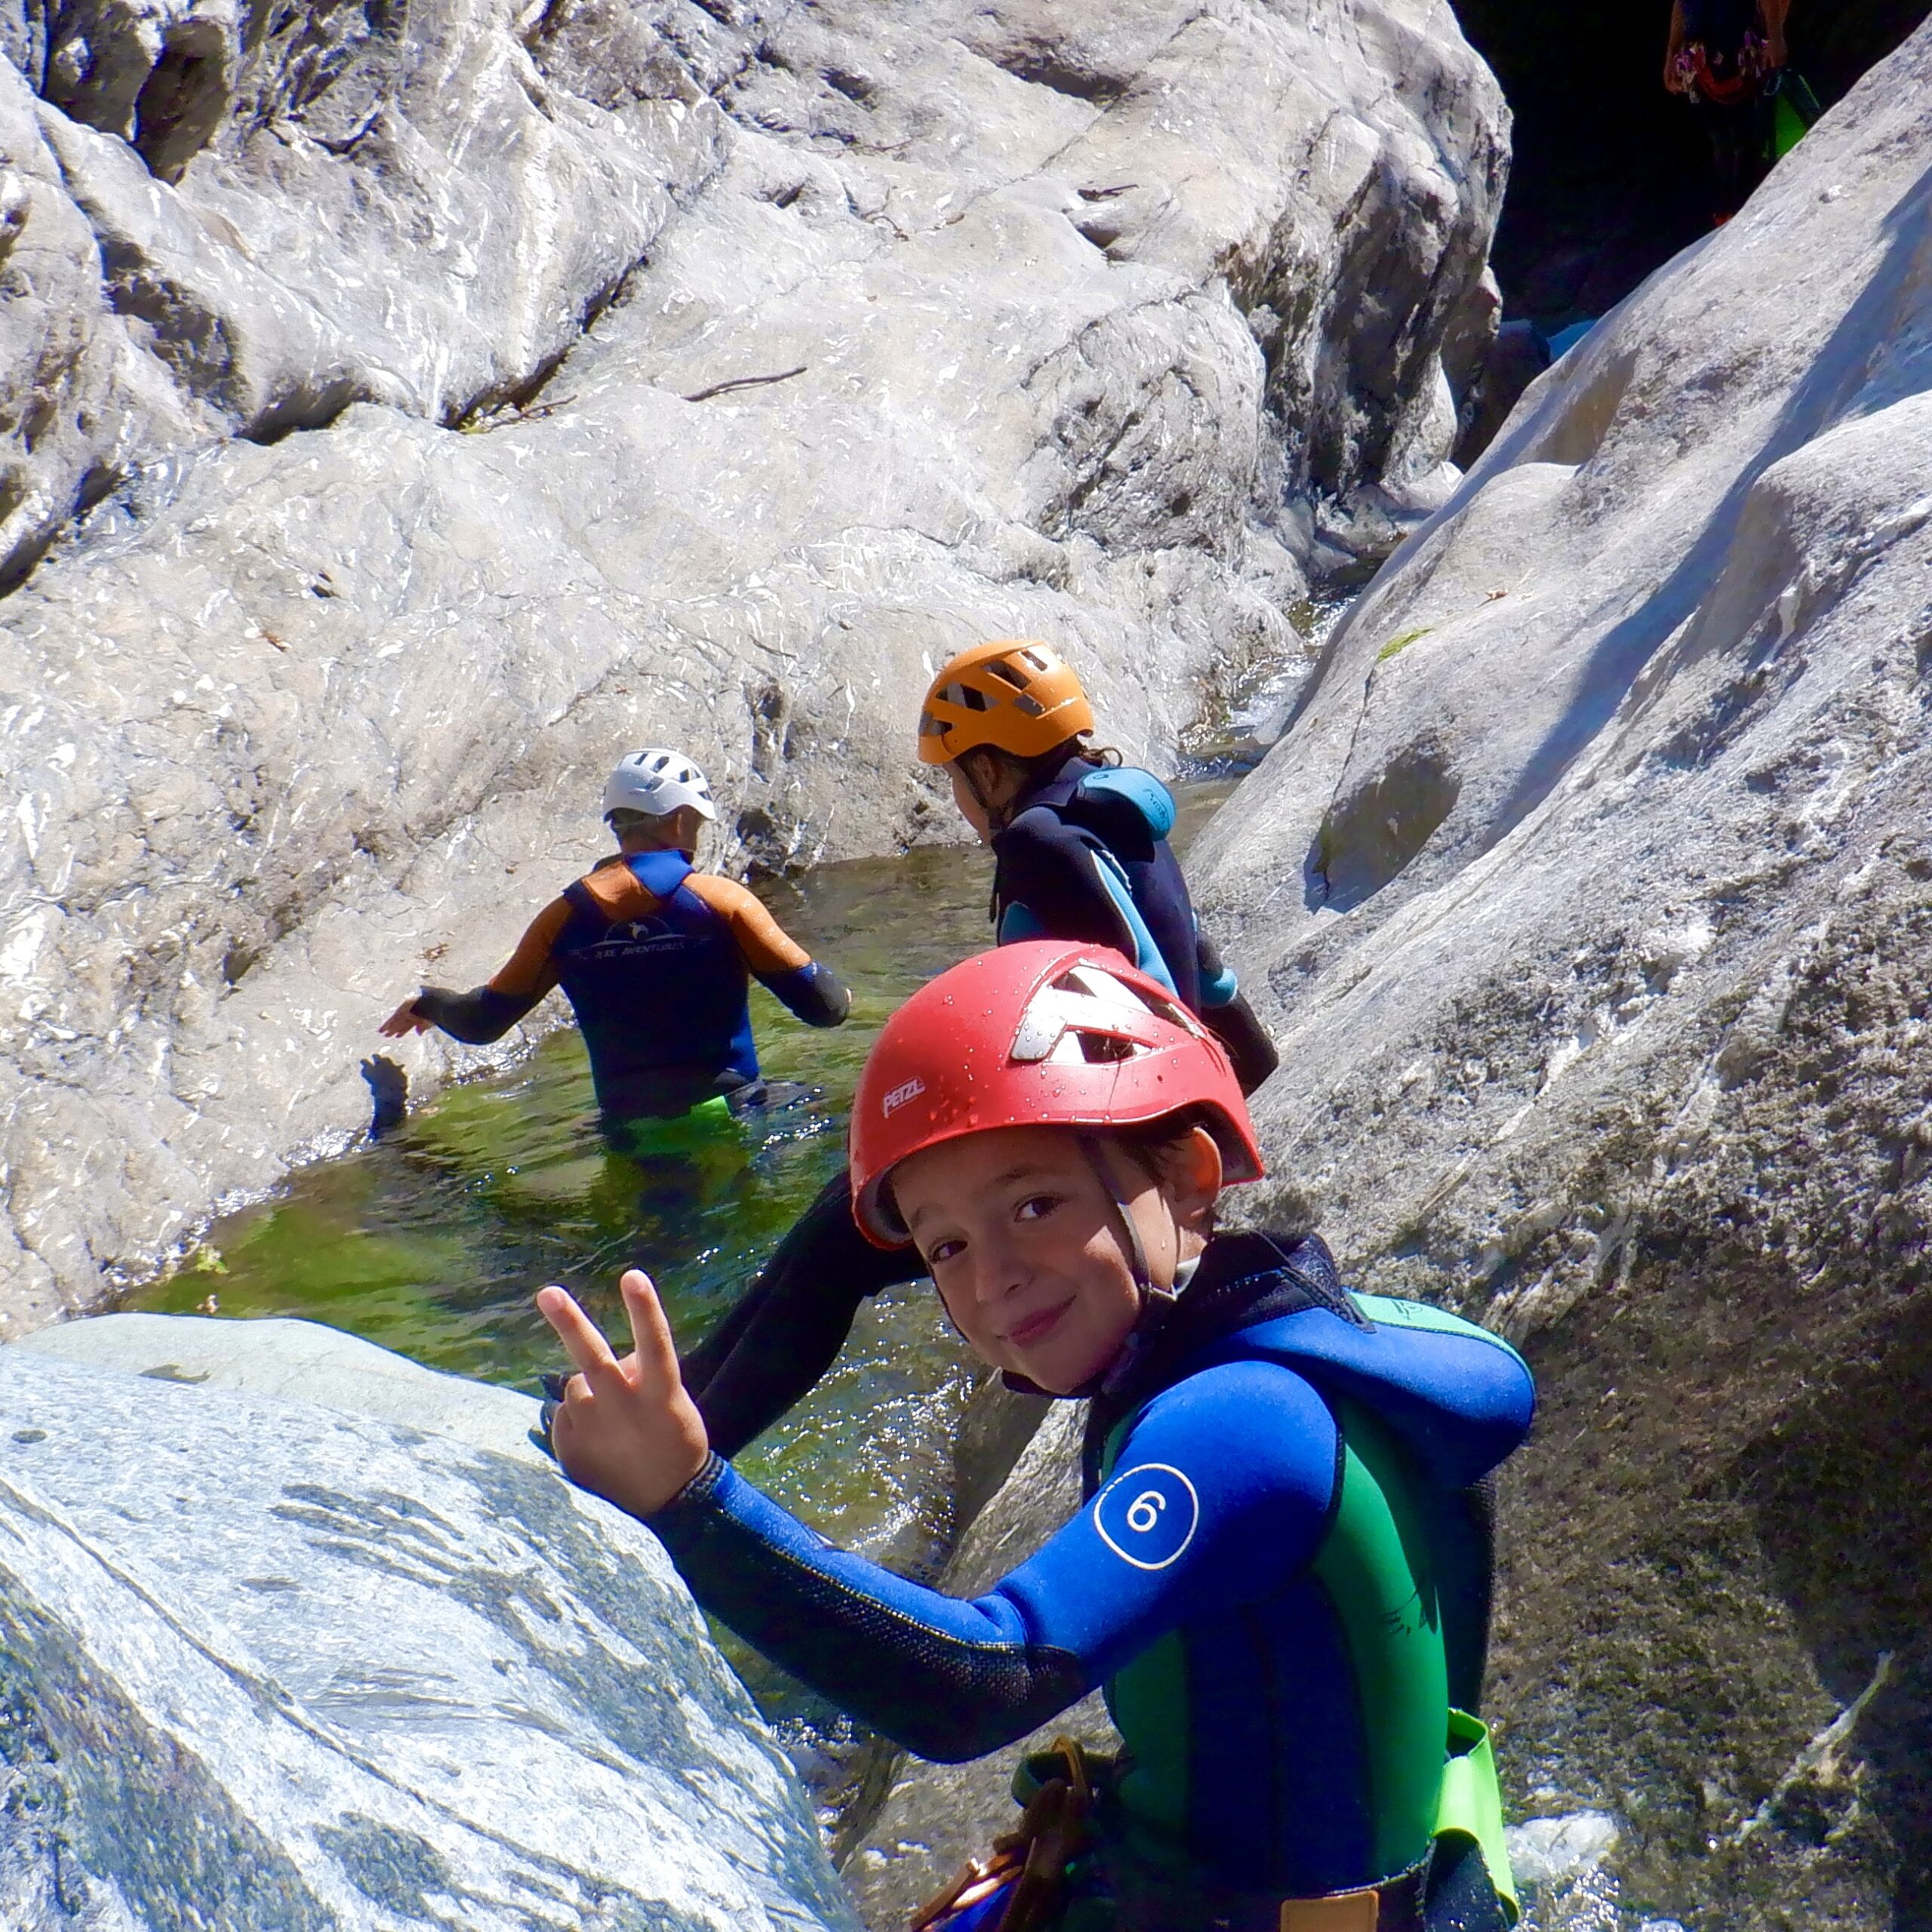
[653,1232,1535,1920]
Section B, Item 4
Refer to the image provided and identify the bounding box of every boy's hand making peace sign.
[536,1271,711,1519]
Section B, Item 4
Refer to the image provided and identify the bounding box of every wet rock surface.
[1192,23,1932,1926]
[14,1308,551,1461]
[0,1343,857,1931]
[0,0,1506,1327]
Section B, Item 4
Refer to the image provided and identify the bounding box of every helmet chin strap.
[994,1144,1198,1404]
[1081,1137,1215,1401]
[1079,1137,1163,1302]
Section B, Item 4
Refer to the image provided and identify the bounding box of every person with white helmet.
[380,749,851,1124]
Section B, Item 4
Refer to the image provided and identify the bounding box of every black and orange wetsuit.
[411,848,849,1122]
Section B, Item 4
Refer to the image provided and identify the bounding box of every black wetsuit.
[681,761,1278,1457]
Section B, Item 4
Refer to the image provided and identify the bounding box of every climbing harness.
[909,1718,1514,1932]
[912,1739,1097,1932]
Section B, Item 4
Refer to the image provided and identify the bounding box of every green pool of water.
[124,781,1235,1787]
[128,838,1005,1545]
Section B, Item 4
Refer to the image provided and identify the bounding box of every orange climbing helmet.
[915,639,1096,766]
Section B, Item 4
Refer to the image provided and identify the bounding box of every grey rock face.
[1189,23,1932,1925]
[0,0,1506,1325]
[0,0,715,583]
[840,1400,1118,1932]
[0,1346,857,1931]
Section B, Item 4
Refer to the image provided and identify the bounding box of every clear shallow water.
[122,784,1232,1788]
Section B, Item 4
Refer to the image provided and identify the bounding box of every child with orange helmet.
[917,641,1273,1078]
[680,642,1278,1459]
[538,943,1532,1932]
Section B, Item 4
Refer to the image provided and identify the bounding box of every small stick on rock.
[681,365,808,403]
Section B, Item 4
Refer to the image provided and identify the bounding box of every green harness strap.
[1435,1709,1518,1924]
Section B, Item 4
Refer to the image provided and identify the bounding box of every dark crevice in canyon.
[1452,0,1932,333]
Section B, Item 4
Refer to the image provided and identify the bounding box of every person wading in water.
[379,749,851,1132]
[537,942,1532,1932]
[678,642,1279,1458]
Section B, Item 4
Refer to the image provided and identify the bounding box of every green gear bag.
[1771,69,1822,158]
[1435,1709,1518,1924]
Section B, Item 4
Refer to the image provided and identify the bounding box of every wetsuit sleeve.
[408,900,567,1044]
[995,807,1140,958]
[648,1360,1337,1762]
[681,1171,920,1458]
[762,959,851,1026]
[1194,928,1239,1008]
[685,875,851,1026]
[1203,993,1279,1096]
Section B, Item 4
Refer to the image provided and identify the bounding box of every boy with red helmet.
[680,641,1278,1458]
[539,943,1533,1932]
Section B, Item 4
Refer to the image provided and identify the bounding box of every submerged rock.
[0,1346,857,1931]
[1191,20,1932,1927]
[0,0,1506,1325]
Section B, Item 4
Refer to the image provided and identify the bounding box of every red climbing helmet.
[849,940,1266,1246]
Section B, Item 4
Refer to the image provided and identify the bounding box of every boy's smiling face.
[893,1124,1218,1395]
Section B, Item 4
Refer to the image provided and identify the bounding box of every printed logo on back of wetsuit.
[881,1077,926,1118]
[1094,1463,1199,1572]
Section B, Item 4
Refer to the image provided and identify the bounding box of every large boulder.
[13,1307,550,1460]
[0,0,1506,1327]
[1190,23,1932,1927]
[0,1341,859,1931]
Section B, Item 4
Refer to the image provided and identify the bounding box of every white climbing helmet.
[602,749,718,822]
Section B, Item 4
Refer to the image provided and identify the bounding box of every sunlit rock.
[1192,21,1932,1925]
[0,1348,857,1931]
[0,0,1506,1324]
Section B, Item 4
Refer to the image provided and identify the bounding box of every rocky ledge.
[0,1318,857,1930]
